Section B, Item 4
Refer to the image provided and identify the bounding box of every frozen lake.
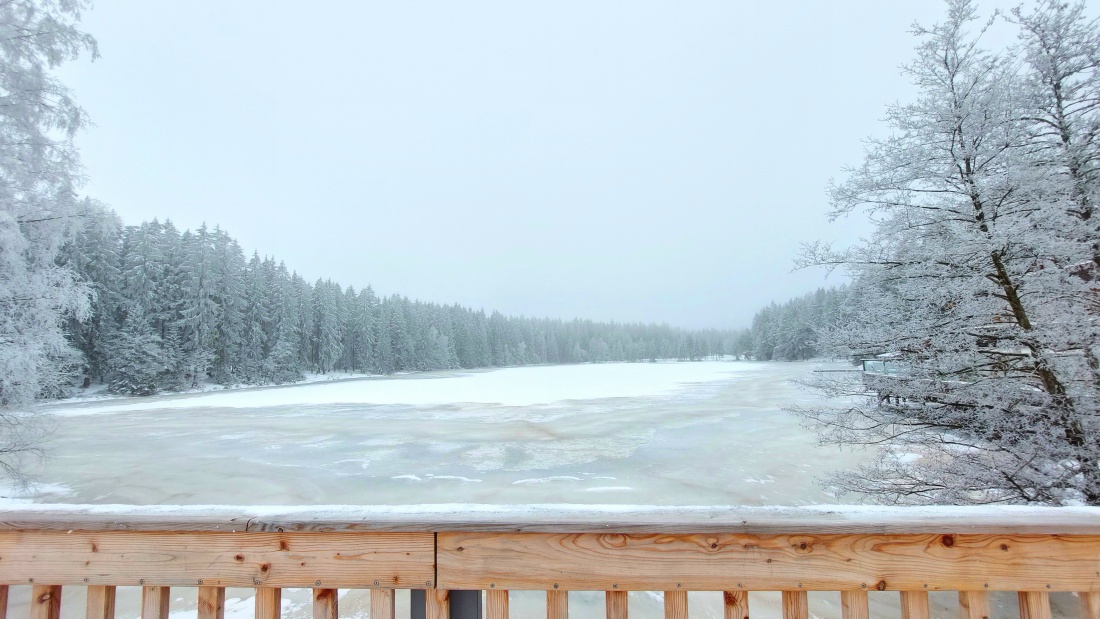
[32,360,863,506]
[14,361,1083,619]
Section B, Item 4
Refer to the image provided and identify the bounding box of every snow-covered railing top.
[0,503,1098,534]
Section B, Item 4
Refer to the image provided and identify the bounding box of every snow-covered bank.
[48,361,761,415]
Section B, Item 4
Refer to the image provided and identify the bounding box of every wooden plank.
[900,591,929,619]
[959,591,989,619]
[840,591,867,619]
[198,587,224,619]
[487,590,509,619]
[1082,592,1100,619]
[141,587,169,619]
[0,585,7,619]
[0,531,434,588]
[547,590,568,619]
[1018,592,1051,619]
[85,586,115,619]
[426,590,450,619]
[437,531,1100,591]
[783,591,807,619]
[606,591,627,619]
[664,591,686,619]
[312,589,337,619]
[256,588,280,619]
[370,589,394,619]
[723,591,748,619]
[30,586,61,619]
[2,505,1099,535]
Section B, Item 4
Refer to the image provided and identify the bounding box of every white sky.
[57,1,1043,328]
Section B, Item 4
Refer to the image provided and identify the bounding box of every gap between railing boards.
[0,504,1097,619]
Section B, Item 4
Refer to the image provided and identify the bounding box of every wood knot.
[278,540,289,551]
[941,535,955,548]
[875,580,887,591]
[456,547,464,552]
[1000,544,1008,551]
[260,563,270,573]
[234,554,244,562]
[710,542,718,549]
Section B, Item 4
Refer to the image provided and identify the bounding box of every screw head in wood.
[426,581,432,587]
[984,584,989,588]
[490,584,495,589]
[613,584,618,589]
[798,583,802,588]
[374,580,380,586]
[860,584,866,589]
[140,579,145,584]
[315,580,321,586]
[737,583,742,589]
[28,578,33,583]
[84,578,89,583]
[677,583,682,588]
[198,579,203,585]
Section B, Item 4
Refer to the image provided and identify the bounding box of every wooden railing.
[0,505,1097,619]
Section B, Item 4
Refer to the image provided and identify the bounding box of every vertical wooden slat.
[723,591,749,619]
[840,590,868,619]
[256,588,281,619]
[0,585,8,619]
[959,591,990,619]
[313,589,337,619]
[900,591,930,619]
[782,591,807,619]
[1018,592,1052,619]
[371,589,395,619]
[547,591,568,619]
[425,590,450,619]
[198,587,225,619]
[86,586,116,619]
[605,591,627,619]
[663,591,686,619]
[141,587,169,619]
[30,586,61,619]
[1082,593,1100,619]
[487,590,509,619]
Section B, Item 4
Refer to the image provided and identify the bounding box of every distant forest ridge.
[60,208,762,396]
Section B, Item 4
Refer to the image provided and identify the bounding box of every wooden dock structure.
[0,504,1096,619]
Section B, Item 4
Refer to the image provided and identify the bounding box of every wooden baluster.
[546,591,568,619]
[313,589,337,619]
[605,591,627,619]
[0,585,7,619]
[198,587,225,619]
[30,586,61,619]
[841,591,868,619]
[782,591,807,619]
[371,589,395,619]
[723,591,749,619]
[1018,592,1052,619]
[959,591,990,619]
[256,588,281,619]
[141,587,170,619]
[663,591,686,619]
[426,591,450,619]
[900,591,930,619]
[1080,593,1100,619]
[86,586,116,619]
[488,590,509,619]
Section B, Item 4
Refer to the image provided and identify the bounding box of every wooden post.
[141,587,170,619]
[663,591,687,619]
[1018,592,1051,619]
[0,585,7,619]
[198,587,224,619]
[546,590,567,619]
[900,591,930,619]
[487,590,509,619]
[426,590,450,619]
[30,586,61,619]
[1082,593,1100,619]
[312,589,337,619]
[86,586,116,619]
[782,592,807,619]
[605,591,627,619]
[371,589,395,619]
[723,591,748,619]
[959,591,989,619]
[256,588,281,619]
[840,590,868,619]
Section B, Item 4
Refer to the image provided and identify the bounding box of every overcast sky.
[57,1,1037,329]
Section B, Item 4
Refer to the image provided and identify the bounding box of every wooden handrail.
[0,504,1096,619]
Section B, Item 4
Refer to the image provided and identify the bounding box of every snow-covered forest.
[746,287,848,362]
[59,209,741,396]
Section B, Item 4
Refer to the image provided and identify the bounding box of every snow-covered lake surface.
[14,361,1083,619]
[30,360,864,506]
